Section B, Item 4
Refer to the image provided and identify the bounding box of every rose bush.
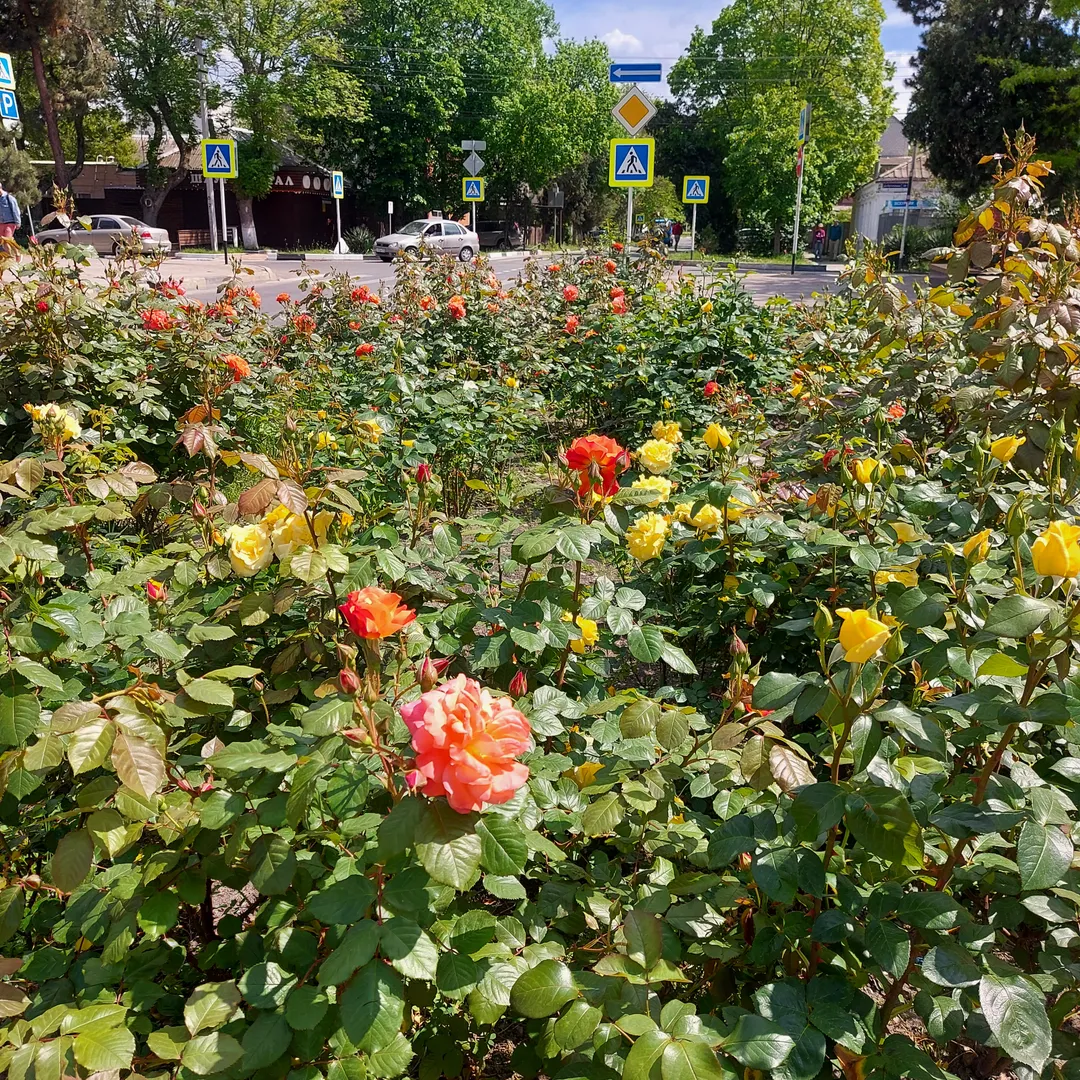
[0,137,1078,1080]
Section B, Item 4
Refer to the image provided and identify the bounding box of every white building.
[849,117,941,248]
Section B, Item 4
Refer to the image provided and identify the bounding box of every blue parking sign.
[0,89,19,122]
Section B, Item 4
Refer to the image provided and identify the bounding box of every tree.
[0,138,41,210]
[219,0,364,248]
[109,0,212,226]
[0,0,113,186]
[668,0,892,247]
[903,0,1080,196]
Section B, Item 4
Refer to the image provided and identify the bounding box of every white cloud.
[886,50,915,118]
[602,29,645,55]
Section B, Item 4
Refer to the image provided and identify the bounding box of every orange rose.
[448,295,466,320]
[401,674,531,813]
[339,586,416,639]
[565,434,630,498]
[222,353,250,382]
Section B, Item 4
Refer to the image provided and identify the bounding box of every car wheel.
[458,246,474,262]
[495,238,508,251]
[112,241,123,257]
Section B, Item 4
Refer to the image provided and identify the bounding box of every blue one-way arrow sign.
[609,63,662,83]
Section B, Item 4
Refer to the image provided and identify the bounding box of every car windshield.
[398,220,430,236]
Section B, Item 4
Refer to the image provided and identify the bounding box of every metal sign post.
[899,141,918,265]
[201,138,237,261]
[461,142,486,235]
[691,204,697,257]
[195,40,217,251]
[791,102,811,275]
[331,171,345,253]
[388,200,393,237]
[626,190,634,248]
[218,177,229,261]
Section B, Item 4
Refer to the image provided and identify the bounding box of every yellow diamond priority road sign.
[612,87,656,136]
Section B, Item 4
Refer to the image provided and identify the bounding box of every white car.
[36,214,172,256]
[374,219,478,262]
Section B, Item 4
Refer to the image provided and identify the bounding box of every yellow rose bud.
[852,457,883,485]
[564,761,603,789]
[340,512,354,530]
[963,528,992,564]
[505,376,518,389]
[615,344,627,354]
[835,608,892,664]
[316,431,338,450]
[701,300,713,314]
[1031,520,1080,578]
[226,523,273,578]
[401,439,415,448]
[630,476,673,506]
[704,423,732,451]
[637,439,677,474]
[626,512,669,561]
[990,435,1025,463]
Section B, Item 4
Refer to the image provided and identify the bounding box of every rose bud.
[416,462,433,485]
[146,579,168,603]
[341,727,371,745]
[198,778,215,794]
[405,769,425,791]
[419,656,440,692]
[509,669,528,697]
[339,668,361,695]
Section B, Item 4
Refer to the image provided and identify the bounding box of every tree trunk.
[237,197,258,250]
[27,36,67,190]
[140,164,190,227]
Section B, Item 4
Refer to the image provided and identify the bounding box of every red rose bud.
[341,727,371,744]
[431,656,452,675]
[192,499,209,518]
[339,668,361,695]
[419,656,440,691]
[822,448,839,470]
[36,299,49,313]
[198,778,215,794]
[509,669,528,697]
[731,632,748,657]
[146,579,168,603]
[417,462,433,484]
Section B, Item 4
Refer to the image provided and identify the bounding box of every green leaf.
[137,891,180,939]
[895,891,968,930]
[982,595,1052,638]
[661,1038,728,1080]
[379,919,439,981]
[720,1014,795,1070]
[751,673,805,712]
[977,652,1029,678]
[623,909,663,970]
[845,787,922,868]
[0,887,25,946]
[865,920,910,979]
[621,698,660,738]
[286,985,330,1030]
[247,833,297,894]
[181,1031,245,1076]
[1017,820,1073,891]
[436,951,479,998]
[874,701,946,758]
[340,960,405,1052]
[477,815,528,875]
[979,974,1052,1072]
[553,1000,602,1050]
[510,959,577,1018]
[146,1026,187,1061]
[183,677,235,707]
[791,783,845,841]
[582,792,624,836]
[242,1011,292,1069]
[67,716,114,774]
[656,710,690,750]
[12,658,63,692]
[415,802,482,890]
[51,828,93,892]
[0,693,39,749]
[366,1032,415,1078]
[239,961,296,1008]
[111,728,164,798]
[922,943,980,988]
[318,920,380,986]
[184,981,241,1035]
[624,1029,670,1080]
[306,874,376,923]
[628,625,665,663]
[72,1019,135,1072]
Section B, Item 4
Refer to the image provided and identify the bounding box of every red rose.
[223,354,250,382]
[611,297,627,314]
[417,463,432,484]
[276,293,290,304]
[339,586,416,639]
[356,342,375,356]
[564,314,579,334]
[604,260,617,273]
[704,381,720,397]
[563,284,579,303]
[35,300,48,312]
[448,295,466,320]
[509,669,528,697]
[292,313,316,335]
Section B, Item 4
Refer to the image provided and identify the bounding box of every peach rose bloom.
[401,674,531,813]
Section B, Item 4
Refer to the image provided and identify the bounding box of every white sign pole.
[335,197,342,252]
[791,102,810,276]
[388,200,393,237]
[691,204,697,257]
[196,40,218,252]
[219,177,229,262]
[626,189,634,248]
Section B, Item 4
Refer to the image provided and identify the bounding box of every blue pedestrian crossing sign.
[201,138,237,179]
[609,138,654,188]
[0,53,14,91]
[331,171,344,199]
[462,177,485,202]
[682,176,710,203]
[0,89,18,123]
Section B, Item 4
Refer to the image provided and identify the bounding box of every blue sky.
[550,0,921,116]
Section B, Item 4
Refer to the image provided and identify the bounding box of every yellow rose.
[990,435,1025,463]
[652,420,682,444]
[1032,520,1080,578]
[316,431,338,450]
[263,503,291,526]
[852,458,882,485]
[630,476,673,506]
[963,528,992,564]
[401,439,415,448]
[340,511,355,530]
[626,512,669,561]
[564,761,604,789]
[835,608,891,664]
[317,410,327,420]
[724,492,757,523]
[270,509,333,559]
[790,382,804,397]
[358,420,382,445]
[24,402,81,442]
[723,574,739,592]
[638,439,676,474]
[875,564,919,588]
[690,503,724,533]
[505,376,518,389]
[701,300,713,314]
[226,523,273,578]
[565,614,598,654]
[671,502,693,524]
[615,344,627,354]
[704,423,731,451]
[890,522,920,543]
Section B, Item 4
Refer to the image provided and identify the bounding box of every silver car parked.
[37,214,172,256]
[374,219,478,262]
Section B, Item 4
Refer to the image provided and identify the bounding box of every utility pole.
[898,139,918,267]
[196,38,218,251]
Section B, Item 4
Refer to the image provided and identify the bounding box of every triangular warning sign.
[207,146,229,171]
[688,182,704,198]
[617,148,647,177]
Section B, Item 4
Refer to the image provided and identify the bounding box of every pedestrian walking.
[672,219,684,252]
[812,222,826,260]
[0,183,21,242]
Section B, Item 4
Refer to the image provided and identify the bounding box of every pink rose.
[400,674,531,813]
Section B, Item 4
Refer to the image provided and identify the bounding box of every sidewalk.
[77,251,286,290]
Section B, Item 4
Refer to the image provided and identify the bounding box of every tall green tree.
[108,0,212,226]
[669,0,892,248]
[902,0,1080,195]
[219,0,364,247]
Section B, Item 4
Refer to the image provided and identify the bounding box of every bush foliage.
[1,138,1079,1080]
